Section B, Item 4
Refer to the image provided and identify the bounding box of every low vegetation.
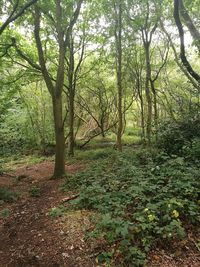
[29,186,41,197]
[62,121,200,266]
[0,187,18,203]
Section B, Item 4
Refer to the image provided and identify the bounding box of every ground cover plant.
[0,187,18,203]
[62,147,200,266]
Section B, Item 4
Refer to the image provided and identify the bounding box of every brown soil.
[0,160,200,267]
[0,161,100,267]
[148,234,200,267]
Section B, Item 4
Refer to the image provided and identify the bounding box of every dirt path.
[0,161,98,267]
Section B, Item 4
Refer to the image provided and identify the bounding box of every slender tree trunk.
[144,43,152,145]
[179,0,200,53]
[150,80,158,142]
[116,64,123,151]
[68,92,75,156]
[100,112,106,138]
[101,129,105,138]
[137,80,145,142]
[140,96,145,142]
[115,0,123,151]
[153,93,158,141]
[52,96,65,178]
[67,35,75,157]
[100,125,105,138]
[174,0,200,85]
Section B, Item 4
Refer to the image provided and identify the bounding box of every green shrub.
[29,186,41,197]
[0,187,18,202]
[157,114,200,155]
[183,138,200,162]
[0,208,10,218]
[49,206,65,218]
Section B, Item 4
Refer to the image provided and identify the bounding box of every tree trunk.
[52,96,65,178]
[173,0,200,85]
[101,126,105,138]
[150,80,158,142]
[140,96,146,143]
[144,43,152,146]
[116,77,123,151]
[137,79,145,143]
[68,93,75,157]
[67,34,76,157]
[179,0,200,53]
[115,0,123,152]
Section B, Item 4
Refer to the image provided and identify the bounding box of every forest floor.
[0,160,101,267]
[0,158,200,267]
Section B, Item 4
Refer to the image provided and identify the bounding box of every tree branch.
[173,0,200,84]
[0,0,38,35]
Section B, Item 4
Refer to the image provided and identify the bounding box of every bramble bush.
[157,113,200,157]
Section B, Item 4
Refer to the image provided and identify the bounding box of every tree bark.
[101,127,105,138]
[150,80,158,142]
[140,2,158,145]
[115,0,123,151]
[137,82,145,142]
[173,0,200,84]
[67,36,75,157]
[179,0,200,54]
[34,4,66,178]
[68,92,75,156]
[52,96,65,178]
[160,19,200,91]
[144,42,152,146]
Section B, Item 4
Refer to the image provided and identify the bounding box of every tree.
[0,0,38,35]
[173,0,200,86]
[66,16,87,157]
[34,0,83,177]
[76,69,116,141]
[179,0,200,54]
[114,0,123,151]
[0,0,200,158]
[11,0,83,177]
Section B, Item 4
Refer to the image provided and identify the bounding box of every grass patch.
[0,187,18,202]
[29,186,41,197]
[0,154,47,173]
[49,206,65,218]
[0,208,10,218]
[123,135,141,145]
[68,147,117,164]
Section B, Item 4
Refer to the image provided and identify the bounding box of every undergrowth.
[0,187,18,202]
[29,186,41,197]
[62,147,200,266]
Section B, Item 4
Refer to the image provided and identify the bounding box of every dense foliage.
[0,0,200,159]
[157,112,200,157]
